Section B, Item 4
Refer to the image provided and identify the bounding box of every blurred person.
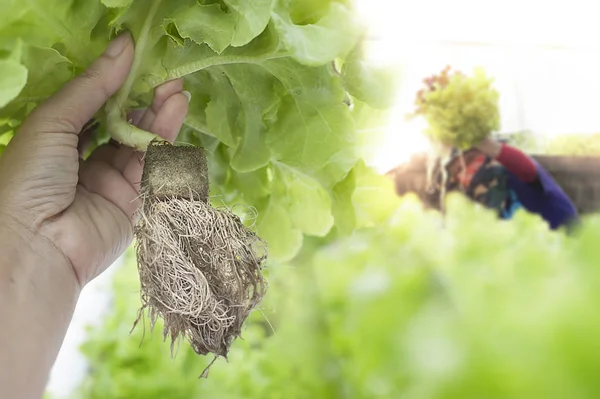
[0,33,189,399]
[443,137,579,231]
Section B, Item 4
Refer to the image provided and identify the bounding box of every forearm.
[0,219,80,399]
[476,138,537,183]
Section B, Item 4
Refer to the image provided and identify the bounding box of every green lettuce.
[0,0,396,261]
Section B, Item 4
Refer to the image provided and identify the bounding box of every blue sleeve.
[507,162,578,230]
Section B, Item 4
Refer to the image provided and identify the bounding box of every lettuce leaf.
[0,59,27,108]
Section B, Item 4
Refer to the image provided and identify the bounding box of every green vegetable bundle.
[414,66,501,150]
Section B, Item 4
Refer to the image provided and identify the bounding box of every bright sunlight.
[357,0,600,173]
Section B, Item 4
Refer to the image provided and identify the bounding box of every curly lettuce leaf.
[168,3,236,54]
[0,43,74,130]
[331,160,402,235]
[225,0,274,47]
[19,0,107,65]
[272,0,360,66]
[256,198,304,261]
[342,44,399,109]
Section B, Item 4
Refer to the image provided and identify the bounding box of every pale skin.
[0,33,189,399]
[474,137,502,158]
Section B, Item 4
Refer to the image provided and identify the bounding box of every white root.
[134,190,268,365]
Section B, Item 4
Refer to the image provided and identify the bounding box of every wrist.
[0,216,80,398]
[0,214,81,297]
[0,216,81,309]
[0,213,81,316]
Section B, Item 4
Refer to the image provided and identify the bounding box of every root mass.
[133,143,268,373]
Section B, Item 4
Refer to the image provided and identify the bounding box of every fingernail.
[182,91,192,103]
[104,32,131,58]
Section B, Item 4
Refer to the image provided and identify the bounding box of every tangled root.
[133,192,268,366]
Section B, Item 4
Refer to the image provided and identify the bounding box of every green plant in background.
[542,133,600,156]
[499,131,600,157]
[69,194,600,399]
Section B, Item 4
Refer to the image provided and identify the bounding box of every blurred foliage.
[63,192,600,399]
[500,131,600,156]
[543,133,600,156]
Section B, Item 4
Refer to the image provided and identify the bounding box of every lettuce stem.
[106,0,164,151]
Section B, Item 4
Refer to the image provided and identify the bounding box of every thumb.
[23,32,135,136]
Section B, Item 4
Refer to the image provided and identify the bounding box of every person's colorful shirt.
[445,151,578,230]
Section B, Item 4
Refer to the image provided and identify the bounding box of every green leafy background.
[53,193,600,399]
[4,1,600,398]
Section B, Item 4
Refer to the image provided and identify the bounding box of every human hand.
[474,137,502,158]
[0,32,189,288]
